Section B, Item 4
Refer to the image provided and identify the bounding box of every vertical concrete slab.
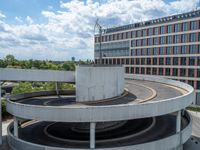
[76,65,124,102]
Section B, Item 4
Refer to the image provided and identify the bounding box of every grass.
[187,106,200,112]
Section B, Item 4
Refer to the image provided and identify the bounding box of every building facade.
[94,10,200,104]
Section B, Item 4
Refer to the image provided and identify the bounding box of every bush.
[1,98,9,117]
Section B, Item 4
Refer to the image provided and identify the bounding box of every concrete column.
[90,122,96,149]
[0,84,2,145]
[176,110,181,133]
[14,117,19,137]
[176,110,182,150]
[55,82,59,95]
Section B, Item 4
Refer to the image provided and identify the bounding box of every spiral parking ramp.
[0,66,195,150]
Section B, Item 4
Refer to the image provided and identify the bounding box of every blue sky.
[0,0,199,61]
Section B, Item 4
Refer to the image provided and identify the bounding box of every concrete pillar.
[0,84,2,145]
[55,82,59,95]
[176,110,181,133]
[176,110,182,150]
[90,122,96,149]
[14,117,19,137]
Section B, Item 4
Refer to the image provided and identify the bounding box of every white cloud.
[0,12,6,19]
[0,0,199,60]
[26,16,34,24]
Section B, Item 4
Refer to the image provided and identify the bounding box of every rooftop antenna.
[94,19,103,65]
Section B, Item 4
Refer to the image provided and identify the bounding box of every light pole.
[94,19,103,64]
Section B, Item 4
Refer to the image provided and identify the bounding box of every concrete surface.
[76,65,124,102]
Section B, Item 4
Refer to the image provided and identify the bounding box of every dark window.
[153,58,157,65]
[160,37,165,44]
[147,48,151,55]
[153,48,158,55]
[146,68,151,74]
[165,68,170,76]
[153,37,158,45]
[198,56,200,65]
[160,47,164,55]
[197,81,200,90]
[130,67,134,74]
[159,68,163,75]
[180,57,186,65]
[181,46,186,54]
[141,68,145,74]
[172,68,178,76]
[141,58,145,65]
[188,80,194,87]
[173,57,178,65]
[166,36,172,44]
[147,58,151,65]
[181,34,187,42]
[159,58,164,65]
[141,49,146,55]
[166,57,171,65]
[136,67,140,74]
[131,31,135,38]
[197,69,200,77]
[152,68,157,75]
[142,29,146,36]
[136,58,140,65]
[189,57,195,65]
[180,69,186,77]
[188,69,195,77]
[166,47,171,55]
[131,58,134,64]
[125,67,129,73]
[173,46,179,54]
[131,40,134,47]
[189,45,195,54]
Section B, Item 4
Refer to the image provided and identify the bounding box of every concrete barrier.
[76,65,124,102]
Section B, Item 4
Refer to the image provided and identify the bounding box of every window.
[136,49,140,55]
[173,46,179,54]
[125,67,129,73]
[131,31,135,38]
[142,29,146,36]
[166,47,171,55]
[136,30,141,37]
[190,21,197,30]
[198,45,200,53]
[159,58,164,65]
[167,25,172,33]
[153,58,157,65]
[180,69,186,77]
[173,57,178,65]
[198,69,200,77]
[147,38,152,46]
[198,56,200,65]
[161,26,165,34]
[142,39,146,46]
[160,37,165,44]
[136,67,140,74]
[166,36,172,44]
[188,69,195,77]
[182,22,188,31]
[153,37,158,45]
[188,80,194,87]
[141,68,145,74]
[160,47,164,55]
[159,68,163,75]
[141,49,146,55]
[131,49,134,56]
[122,33,126,39]
[189,45,195,54]
[197,81,200,90]
[147,48,151,55]
[153,48,158,55]
[126,58,129,65]
[141,58,145,65]
[165,68,170,76]
[189,57,195,65]
[152,68,157,75]
[154,27,159,35]
[172,68,178,76]
[181,34,187,43]
[174,24,180,32]
[148,28,153,36]
[136,40,140,46]
[181,46,186,54]
[180,57,186,65]
[146,68,151,75]
[131,58,134,64]
[147,58,151,65]
[190,33,196,42]
[130,67,134,74]
[131,40,134,47]
[166,57,171,65]
[136,58,140,65]
[174,35,179,43]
